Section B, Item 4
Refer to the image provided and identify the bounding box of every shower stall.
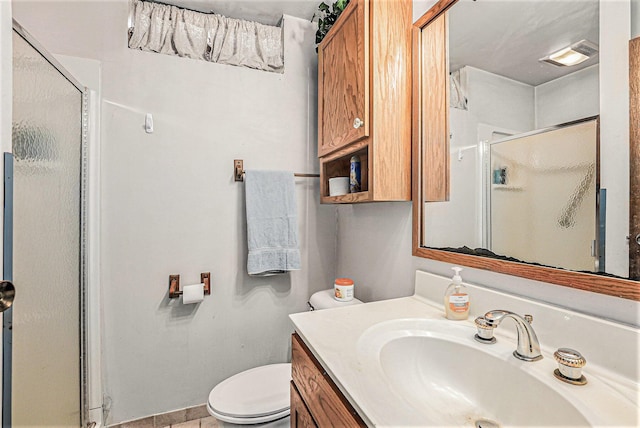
[7,21,88,427]
[486,118,600,272]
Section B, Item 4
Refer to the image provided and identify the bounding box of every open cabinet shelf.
[320,144,370,203]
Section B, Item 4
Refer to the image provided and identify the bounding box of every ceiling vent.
[540,40,599,67]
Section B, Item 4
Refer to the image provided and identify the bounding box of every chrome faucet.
[481,310,543,362]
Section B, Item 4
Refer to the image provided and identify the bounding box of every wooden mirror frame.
[411,0,640,301]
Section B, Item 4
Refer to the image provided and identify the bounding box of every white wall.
[633,0,640,37]
[463,66,535,132]
[13,2,336,424]
[535,65,599,129]
[600,0,631,277]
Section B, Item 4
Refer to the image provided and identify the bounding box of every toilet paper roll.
[329,177,349,196]
[182,283,205,304]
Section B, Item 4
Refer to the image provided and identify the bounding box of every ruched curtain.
[128,0,284,73]
[450,69,467,110]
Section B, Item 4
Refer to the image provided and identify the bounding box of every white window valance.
[450,69,467,110]
[128,0,284,73]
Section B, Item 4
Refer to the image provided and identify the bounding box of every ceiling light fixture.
[540,40,599,67]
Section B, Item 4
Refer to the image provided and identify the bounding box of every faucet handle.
[524,314,533,324]
[553,348,587,385]
[474,316,496,344]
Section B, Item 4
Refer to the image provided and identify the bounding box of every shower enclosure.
[486,118,600,272]
[7,21,88,427]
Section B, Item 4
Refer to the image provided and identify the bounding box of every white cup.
[329,177,349,196]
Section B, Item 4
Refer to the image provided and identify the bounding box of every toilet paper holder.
[169,272,211,298]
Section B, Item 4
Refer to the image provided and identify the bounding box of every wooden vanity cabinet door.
[290,382,317,428]
[291,333,366,427]
[317,0,369,157]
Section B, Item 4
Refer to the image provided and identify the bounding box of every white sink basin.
[356,318,637,427]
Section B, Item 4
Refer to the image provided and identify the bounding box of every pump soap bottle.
[444,267,470,320]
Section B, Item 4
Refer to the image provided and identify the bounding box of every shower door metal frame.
[8,19,89,428]
[3,153,13,428]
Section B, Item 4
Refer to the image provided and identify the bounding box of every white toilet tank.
[308,289,363,311]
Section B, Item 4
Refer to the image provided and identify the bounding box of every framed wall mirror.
[412,0,640,300]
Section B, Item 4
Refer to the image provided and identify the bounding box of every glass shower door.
[10,27,84,427]
[488,119,598,272]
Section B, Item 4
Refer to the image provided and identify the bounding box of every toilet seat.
[207,402,290,425]
[207,363,291,424]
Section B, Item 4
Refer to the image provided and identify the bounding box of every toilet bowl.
[207,363,291,427]
[207,289,363,426]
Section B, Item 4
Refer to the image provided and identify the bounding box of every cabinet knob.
[353,117,364,129]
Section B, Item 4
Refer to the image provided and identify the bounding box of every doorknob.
[636,234,640,246]
[0,281,15,312]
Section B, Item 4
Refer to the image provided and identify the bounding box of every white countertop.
[291,294,476,427]
[289,271,640,427]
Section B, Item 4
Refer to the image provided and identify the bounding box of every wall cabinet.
[291,333,366,427]
[317,0,412,203]
[317,0,368,157]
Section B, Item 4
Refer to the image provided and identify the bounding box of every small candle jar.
[334,278,355,302]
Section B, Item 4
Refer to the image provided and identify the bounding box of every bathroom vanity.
[290,333,365,427]
[289,271,639,427]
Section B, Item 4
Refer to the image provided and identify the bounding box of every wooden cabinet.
[291,333,366,427]
[318,0,368,157]
[290,382,317,428]
[317,0,412,203]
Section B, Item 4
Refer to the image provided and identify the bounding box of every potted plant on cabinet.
[313,0,350,50]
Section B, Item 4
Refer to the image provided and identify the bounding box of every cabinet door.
[290,382,317,428]
[318,0,369,157]
[291,334,366,427]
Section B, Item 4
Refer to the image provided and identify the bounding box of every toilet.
[206,289,363,426]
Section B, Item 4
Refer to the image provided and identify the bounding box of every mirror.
[413,0,639,300]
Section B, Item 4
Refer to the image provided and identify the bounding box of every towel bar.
[234,159,320,182]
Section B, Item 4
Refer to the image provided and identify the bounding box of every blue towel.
[245,170,301,276]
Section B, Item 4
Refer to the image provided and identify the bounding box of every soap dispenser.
[444,267,470,320]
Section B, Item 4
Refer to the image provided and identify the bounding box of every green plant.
[313,0,351,50]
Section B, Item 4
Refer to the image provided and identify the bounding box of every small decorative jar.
[334,278,354,302]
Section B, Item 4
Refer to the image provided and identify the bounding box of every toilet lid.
[208,363,291,419]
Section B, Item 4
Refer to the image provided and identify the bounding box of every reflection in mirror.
[421,0,631,277]
[488,119,598,271]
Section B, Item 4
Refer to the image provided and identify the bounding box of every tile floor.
[159,416,219,428]
[110,404,219,428]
